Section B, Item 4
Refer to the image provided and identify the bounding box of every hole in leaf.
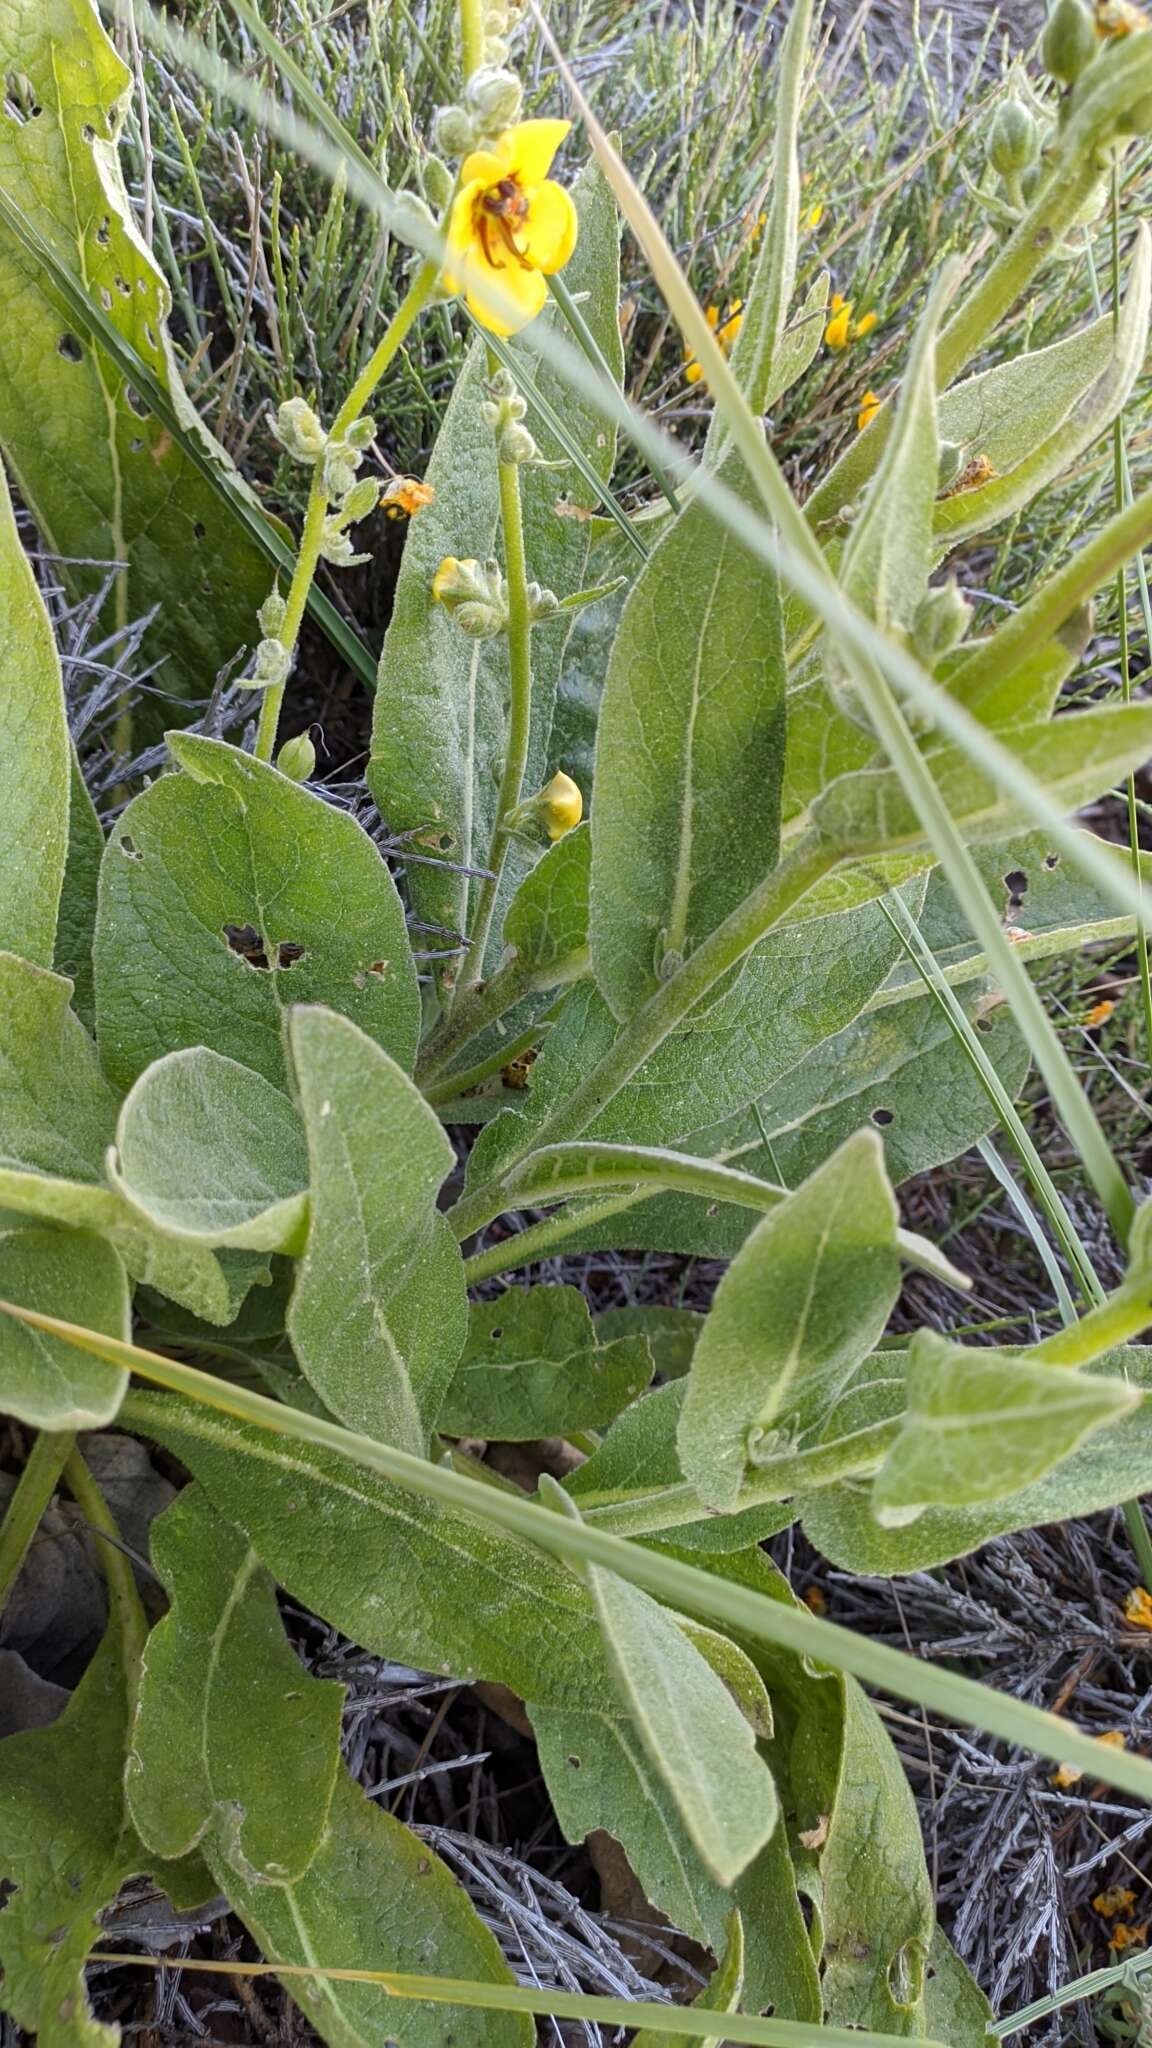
[193,520,206,540]
[1043,852,1059,870]
[277,941,306,969]
[4,72,41,122]
[1003,868,1028,903]
[144,322,157,349]
[115,274,131,297]
[490,1328,503,1342]
[125,385,151,419]
[224,922,271,969]
[96,217,110,246]
[129,438,146,454]
[119,835,141,859]
[566,1754,581,1769]
[975,1017,993,1034]
[100,287,112,311]
[871,1107,895,1127]
[82,121,96,142]
[57,333,83,363]
[367,960,387,977]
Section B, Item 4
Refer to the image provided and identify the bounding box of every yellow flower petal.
[467,261,548,337]
[506,117,572,186]
[523,179,579,274]
[459,143,513,189]
[854,309,879,338]
[443,179,485,292]
[825,306,852,350]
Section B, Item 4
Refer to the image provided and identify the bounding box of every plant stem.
[447,834,839,1239]
[995,1946,1152,2037]
[459,0,485,79]
[462,1192,648,1282]
[0,1430,74,1619]
[1031,1286,1152,1367]
[63,1446,147,1671]
[254,257,441,764]
[421,1001,567,1107]
[417,949,562,1086]
[457,457,535,988]
[583,1419,901,1538]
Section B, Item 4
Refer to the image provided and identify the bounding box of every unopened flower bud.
[526,581,560,622]
[318,521,371,568]
[257,589,287,636]
[987,99,1040,175]
[914,578,973,661]
[506,770,583,841]
[253,637,292,687]
[435,103,476,156]
[1042,0,1097,82]
[324,449,361,501]
[390,190,436,245]
[344,415,377,452]
[423,153,455,210]
[498,420,539,466]
[432,555,508,636]
[277,731,316,782]
[270,396,327,463]
[465,64,523,131]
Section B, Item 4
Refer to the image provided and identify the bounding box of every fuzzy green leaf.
[678,1133,900,1511]
[211,1769,533,2048]
[803,1345,1152,1573]
[591,453,785,1020]
[94,737,418,1092]
[368,162,621,985]
[839,271,944,636]
[0,0,276,724]
[439,1284,650,1440]
[503,821,590,974]
[128,1485,343,1879]
[871,1332,1139,1527]
[587,1562,778,1884]
[0,465,68,968]
[112,1049,309,1252]
[0,1226,129,1428]
[0,952,119,1182]
[55,749,105,1030]
[288,1007,467,1450]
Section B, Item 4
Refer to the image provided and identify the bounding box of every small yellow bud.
[856,388,882,433]
[542,770,583,840]
[825,303,853,351]
[852,309,878,339]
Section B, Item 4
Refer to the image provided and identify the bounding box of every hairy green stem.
[447,834,840,1239]
[583,1419,901,1538]
[459,0,485,79]
[996,1945,1152,2037]
[462,1192,648,1281]
[63,1446,147,1672]
[255,258,441,763]
[456,457,535,988]
[1032,1286,1152,1368]
[422,1000,567,1107]
[0,1430,74,1618]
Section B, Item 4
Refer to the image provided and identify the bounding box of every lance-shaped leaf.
[803,1345,1152,1574]
[813,702,1152,854]
[0,0,276,722]
[128,1485,343,1881]
[0,1226,129,1428]
[94,736,418,1093]
[839,266,946,636]
[111,1048,309,1253]
[288,1008,467,1450]
[931,224,1152,548]
[368,162,621,986]
[126,1390,607,1705]
[678,1132,901,1511]
[587,1561,778,1885]
[0,952,119,1182]
[0,464,68,969]
[213,1770,533,2048]
[870,1332,1140,1527]
[0,1503,142,2046]
[439,1285,650,1441]
[591,453,785,1020]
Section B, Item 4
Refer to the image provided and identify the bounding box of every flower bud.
[318,520,371,568]
[253,637,292,687]
[465,65,523,131]
[324,449,362,501]
[498,420,539,466]
[914,578,973,661]
[390,190,436,245]
[257,589,287,636]
[526,580,560,621]
[506,770,583,841]
[423,153,455,210]
[343,415,377,452]
[432,555,508,635]
[1042,0,1097,82]
[435,103,476,156]
[277,731,316,782]
[987,99,1040,175]
[269,396,327,463]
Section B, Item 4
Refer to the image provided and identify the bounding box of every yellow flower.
[825,300,853,350]
[443,120,578,336]
[853,309,879,339]
[1095,1887,1137,1919]
[542,770,582,840]
[1098,1729,1128,1750]
[684,301,742,387]
[433,556,468,600]
[382,476,436,519]
[803,202,825,230]
[1050,1761,1083,1788]
[1095,0,1150,34]
[857,388,882,433]
[1109,1923,1148,1952]
[1124,1584,1152,1629]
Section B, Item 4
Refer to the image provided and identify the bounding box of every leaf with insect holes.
[110,1048,310,1253]
[94,737,418,1093]
[127,1485,343,1880]
[591,449,785,1020]
[0,1225,130,1428]
[586,1561,778,1885]
[0,464,69,970]
[368,160,621,988]
[439,1284,650,1441]
[210,1769,533,2048]
[870,1332,1140,1527]
[678,1132,901,1512]
[0,1506,142,2048]
[287,1007,467,1451]
[0,0,277,729]
[803,1345,1152,1574]
[55,748,105,1030]
[812,702,1152,853]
